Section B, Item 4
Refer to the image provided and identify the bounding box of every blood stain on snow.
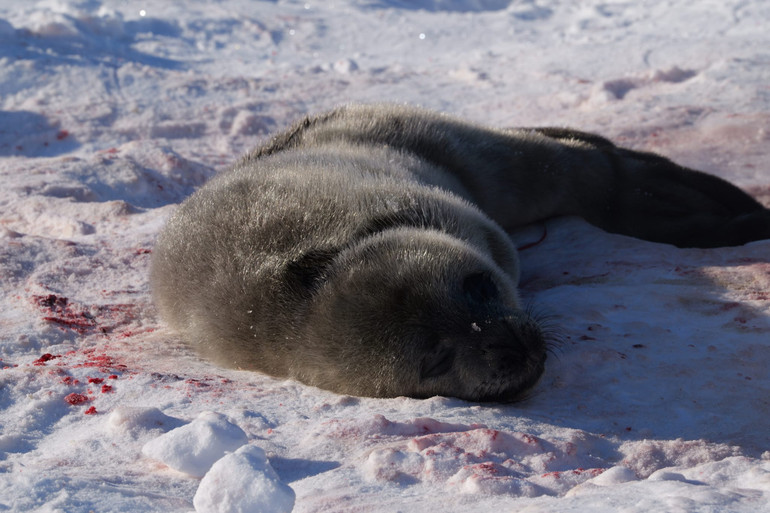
[101,384,113,393]
[56,130,69,140]
[84,406,97,415]
[64,393,90,405]
[88,377,104,384]
[61,376,80,386]
[33,353,61,366]
[185,379,210,388]
[31,294,138,336]
[33,294,96,334]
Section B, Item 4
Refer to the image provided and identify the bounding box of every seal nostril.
[463,272,498,304]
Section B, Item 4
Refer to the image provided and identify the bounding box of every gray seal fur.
[151,104,770,401]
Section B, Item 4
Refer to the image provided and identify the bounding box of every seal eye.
[463,272,498,304]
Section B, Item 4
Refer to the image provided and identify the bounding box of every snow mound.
[193,444,295,513]
[141,411,249,477]
[359,422,608,497]
[106,406,184,438]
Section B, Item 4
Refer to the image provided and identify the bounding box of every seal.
[150,104,770,402]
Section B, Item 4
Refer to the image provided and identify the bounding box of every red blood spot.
[56,130,69,140]
[33,294,137,336]
[101,384,113,393]
[84,406,97,415]
[517,224,548,251]
[108,375,118,380]
[625,426,632,431]
[471,462,499,474]
[75,354,128,373]
[33,353,60,366]
[64,393,90,405]
[61,376,80,385]
[135,248,152,255]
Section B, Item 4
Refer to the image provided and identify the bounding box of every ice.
[141,411,249,477]
[193,445,295,513]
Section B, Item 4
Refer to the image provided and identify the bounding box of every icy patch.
[141,411,248,477]
[193,445,295,513]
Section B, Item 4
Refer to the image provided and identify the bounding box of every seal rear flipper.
[577,146,770,248]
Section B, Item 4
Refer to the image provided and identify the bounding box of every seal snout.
[461,311,547,402]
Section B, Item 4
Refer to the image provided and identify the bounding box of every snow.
[0,0,769,512]
[194,445,295,513]
[141,411,249,478]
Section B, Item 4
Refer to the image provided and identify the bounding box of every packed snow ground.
[1,0,769,511]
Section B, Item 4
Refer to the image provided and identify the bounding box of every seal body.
[151,104,770,401]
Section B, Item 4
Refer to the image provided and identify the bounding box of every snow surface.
[1,0,769,511]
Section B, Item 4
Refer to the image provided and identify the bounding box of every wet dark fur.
[151,104,770,401]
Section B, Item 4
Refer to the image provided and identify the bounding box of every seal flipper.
[579,146,770,247]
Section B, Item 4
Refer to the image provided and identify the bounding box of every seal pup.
[151,104,770,402]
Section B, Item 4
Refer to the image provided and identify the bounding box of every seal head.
[286,227,547,402]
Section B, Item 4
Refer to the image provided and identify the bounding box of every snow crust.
[1,0,769,512]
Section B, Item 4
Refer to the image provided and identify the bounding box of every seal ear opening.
[284,249,338,293]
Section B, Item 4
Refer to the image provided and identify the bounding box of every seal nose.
[463,272,499,304]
